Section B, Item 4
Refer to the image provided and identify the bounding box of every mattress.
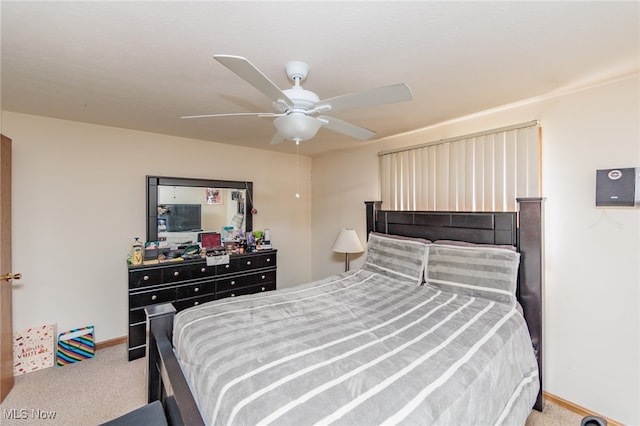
[173,269,539,425]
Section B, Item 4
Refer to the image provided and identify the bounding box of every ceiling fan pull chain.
[295,140,301,199]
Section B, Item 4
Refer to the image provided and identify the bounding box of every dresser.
[127,249,276,361]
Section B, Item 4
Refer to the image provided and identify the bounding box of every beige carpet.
[526,401,583,426]
[0,344,146,425]
[1,343,584,425]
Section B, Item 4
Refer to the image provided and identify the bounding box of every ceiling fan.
[182,55,414,145]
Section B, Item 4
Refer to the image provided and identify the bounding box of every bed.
[146,198,544,425]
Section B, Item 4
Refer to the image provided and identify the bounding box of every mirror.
[146,176,253,245]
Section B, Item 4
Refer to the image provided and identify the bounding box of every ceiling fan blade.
[269,133,286,145]
[180,112,281,119]
[316,83,413,114]
[214,55,294,107]
[317,116,377,140]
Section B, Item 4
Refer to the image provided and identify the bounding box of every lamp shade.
[332,228,364,254]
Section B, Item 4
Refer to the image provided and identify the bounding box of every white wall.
[3,112,312,345]
[311,74,640,425]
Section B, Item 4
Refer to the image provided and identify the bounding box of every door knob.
[1,273,22,282]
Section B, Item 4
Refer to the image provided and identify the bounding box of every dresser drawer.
[189,263,216,279]
[217,270,276,293]
[130,287,176,308]
[162,265,190,283]
[218,252,277,274]
[250,252,277,269]
[176,281,215,299]
[174,293,216,311]
[217,281,276,299]
[129,268,162,289]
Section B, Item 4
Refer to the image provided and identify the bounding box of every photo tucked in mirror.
[157,186,246,247]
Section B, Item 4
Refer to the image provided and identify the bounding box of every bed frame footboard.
[146,303,205,426]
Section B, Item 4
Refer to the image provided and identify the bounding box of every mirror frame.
[146,175,253,243]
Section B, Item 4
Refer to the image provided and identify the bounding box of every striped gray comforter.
[173,269,539,426]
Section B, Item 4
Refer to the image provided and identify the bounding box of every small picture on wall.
[206,188,223,205]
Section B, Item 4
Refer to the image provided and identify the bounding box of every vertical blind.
[379,121,540,212]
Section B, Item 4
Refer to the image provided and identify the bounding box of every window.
[379,121,540,211]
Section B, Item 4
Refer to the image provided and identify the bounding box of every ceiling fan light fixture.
[273,113,322,142]
[188,56,414,145]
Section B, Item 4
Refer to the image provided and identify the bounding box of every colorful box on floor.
[56,325,95,366]
[13,324,56,375]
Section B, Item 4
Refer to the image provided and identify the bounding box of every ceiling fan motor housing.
[282,86,319,109]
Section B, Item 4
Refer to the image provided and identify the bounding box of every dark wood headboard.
[364,198,544,411]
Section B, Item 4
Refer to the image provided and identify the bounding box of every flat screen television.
[158,204,202,232]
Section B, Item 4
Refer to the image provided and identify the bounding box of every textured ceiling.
[1,1,638,156]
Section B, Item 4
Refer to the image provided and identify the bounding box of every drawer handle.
[151,295,157,301]
[201,267,206,273]
[173,271,180,277]
[194,301,199,306]
[194,287,199,293]
[246,261,251,265]
[261,287,266,291]
[231,293,235,297]
[267,258,271,262]
[225,265,230,269]
[261,275,266,280]
[230,280,236,286]
[143,275,150,281]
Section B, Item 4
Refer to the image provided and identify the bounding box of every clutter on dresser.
[206,251,230,266]
[222,226,235,242]
[261,228,272,249]
[199,231,222,250]
[144,241,159,260]
[181,245,201,260]
[224,241,238,254]
[131,237,143,265]
[128,226,273,267]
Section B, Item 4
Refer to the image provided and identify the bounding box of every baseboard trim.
[95,336,127,350]
[544,391,622,426]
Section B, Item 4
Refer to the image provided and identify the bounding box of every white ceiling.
[2,1,638,156]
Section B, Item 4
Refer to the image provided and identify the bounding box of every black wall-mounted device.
[595,167,640,206]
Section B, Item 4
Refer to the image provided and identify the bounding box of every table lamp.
[332,228,364,272]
